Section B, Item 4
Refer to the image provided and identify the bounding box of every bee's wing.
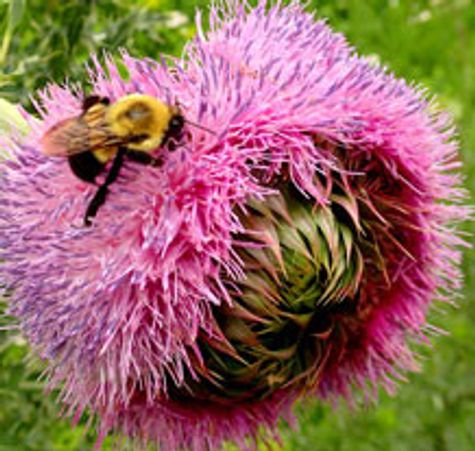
[41,118,121,157]
[41,118,89,157]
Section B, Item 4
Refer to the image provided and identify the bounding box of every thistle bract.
[0,1,468,450]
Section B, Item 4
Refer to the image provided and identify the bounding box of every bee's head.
[165,113,185,146]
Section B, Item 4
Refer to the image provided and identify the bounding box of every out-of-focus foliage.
[0,0,474,450]
[0,0,208,106]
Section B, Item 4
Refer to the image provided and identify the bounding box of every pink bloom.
[1,1,469,449]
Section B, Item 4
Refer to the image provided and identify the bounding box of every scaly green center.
[168,183,364,405]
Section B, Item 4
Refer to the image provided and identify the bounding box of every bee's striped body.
[41,94,185,225]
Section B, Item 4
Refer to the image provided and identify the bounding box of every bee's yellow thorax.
[92,147,118,163]
[105,94,173,152]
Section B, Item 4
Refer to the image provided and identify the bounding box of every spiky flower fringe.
[0,1,469,450]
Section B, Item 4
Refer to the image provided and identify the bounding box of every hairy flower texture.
[0,0,469,450]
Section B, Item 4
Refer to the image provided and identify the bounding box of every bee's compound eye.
[170,115,185,132]
[170,116,184,128]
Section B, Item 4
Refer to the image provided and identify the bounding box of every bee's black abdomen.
[82,95,110,111]
[68,152,105,184]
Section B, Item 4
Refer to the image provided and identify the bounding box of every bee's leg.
[160,115,185,151]
[125,149,163,167]
[84,147,126,226]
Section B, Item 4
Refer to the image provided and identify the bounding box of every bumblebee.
[41,94,185,226]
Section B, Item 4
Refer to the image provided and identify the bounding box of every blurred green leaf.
[8,0,25,29]
[0,0,25,63]
[0,97,28,133]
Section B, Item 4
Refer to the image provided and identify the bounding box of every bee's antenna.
[184,119,216,135]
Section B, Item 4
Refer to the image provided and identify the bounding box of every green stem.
[0,27,12,65]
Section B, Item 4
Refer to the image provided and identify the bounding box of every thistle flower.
[0,1,469,450]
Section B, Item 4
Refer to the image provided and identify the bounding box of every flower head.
[0,1,469,449]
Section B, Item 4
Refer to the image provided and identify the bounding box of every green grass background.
[0,1,474,450]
